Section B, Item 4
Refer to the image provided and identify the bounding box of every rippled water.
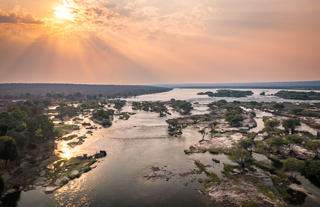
[12,88,320,207]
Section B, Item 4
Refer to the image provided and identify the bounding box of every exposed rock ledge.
[207,180,283,207]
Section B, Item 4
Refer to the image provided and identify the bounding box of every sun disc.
[54,5,74,21]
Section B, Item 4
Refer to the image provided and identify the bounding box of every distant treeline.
[0,84,172,99]
[159,81,320,90]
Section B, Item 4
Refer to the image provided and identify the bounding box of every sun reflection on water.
[60,142,72,159]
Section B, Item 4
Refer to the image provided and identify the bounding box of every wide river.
[9,89,320,207]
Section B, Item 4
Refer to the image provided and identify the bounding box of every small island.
[275,90,320,100]
[198,90,254,98]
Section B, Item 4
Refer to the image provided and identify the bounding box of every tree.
[0,136,18,166]
[199,126,209,142]
[272,103,284,110]
[113,100,126,111]
[56,105,78,121]
[225,111,243,127]
[283,158,305,177]
[268,137,288,149]
[305,140,320,158]
[239,138,254,155]
[264,119,280,130]
[282,118,301,134]
[300,160,320,187]
[0,175,4,195]
[229,148,252,172]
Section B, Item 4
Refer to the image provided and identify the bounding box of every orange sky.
[0,0,319,84]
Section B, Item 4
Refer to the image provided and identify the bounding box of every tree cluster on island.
[198,90,253,98]
[275,90,320,100]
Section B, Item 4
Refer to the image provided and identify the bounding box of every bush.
[282,158,305,177]
[285,135,304,144]
[282,118,301,134]
[300,160,320,187]
[264,119,280,130]
[268,137,288,148]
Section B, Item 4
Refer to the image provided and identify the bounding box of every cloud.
[0,10,42,24]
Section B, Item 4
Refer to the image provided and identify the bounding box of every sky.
[0,0,319,84]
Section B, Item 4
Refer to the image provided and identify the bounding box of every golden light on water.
[60,142,72,159]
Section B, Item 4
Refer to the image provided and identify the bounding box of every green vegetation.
[119,112,131,120]
[0,101,56,154]
[182,100,320,205]
[282,118,300,134]
[91,109,114,127]
[300,160,320,187]
[282,158,305,177]
[208,148,225,155]
[253,161,276,174]
[0,136,18,166]
[305,140,320,157]
[55,124,80,137]
[285,135,304,144]
[195,160,221,186]
[111,99,126,111]
[0,175,4,195]
[184,146,196,155]
[291,108,319,117]
[267,137,288,148]
[169,99,193,115]
[225,112,243,127]
[224,105,243,127]
[264,119,280,131]
[80,101,103,110]
[239,138,254,154]
[272,103,285,111]
[271,175,306,204]
[241,200,259,207]
[194,160,206,173]
[132,101,170,117]
[0,84,172,100]
[48,157,97,187]
[275,90,320,100]
[56,104,78,121]
[198,90,253,98]
[166,119,186,137]
[222,164,239,180]
[229,148,252,172]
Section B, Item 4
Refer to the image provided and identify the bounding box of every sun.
[54,5,74,21]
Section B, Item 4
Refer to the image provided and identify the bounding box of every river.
[7,88,320,207]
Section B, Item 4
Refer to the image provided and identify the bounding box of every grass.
[48,157,97,186]
[253,161,276,174]
[194,160,206,173]
[184,146,196,155]
[222,164,239,180]
[55,124,80,136]
[241,201,259,207]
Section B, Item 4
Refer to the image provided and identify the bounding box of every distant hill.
[158,81,320,90]
[0,83,171,97]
